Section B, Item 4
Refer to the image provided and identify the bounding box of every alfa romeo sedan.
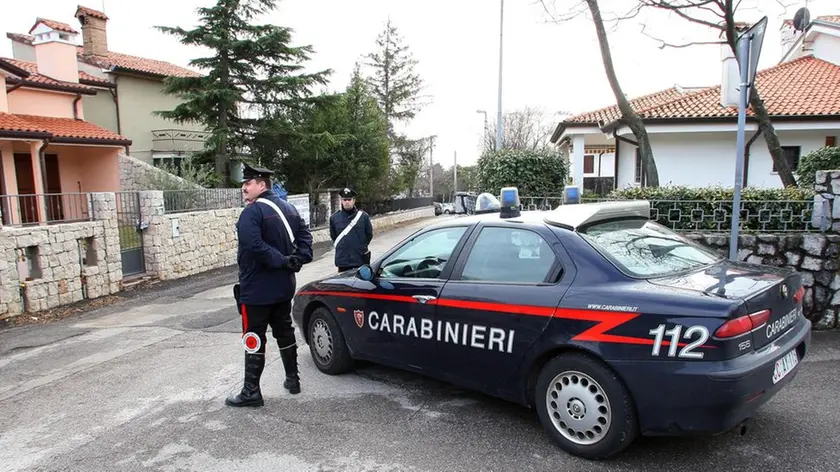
[291,195,811,460]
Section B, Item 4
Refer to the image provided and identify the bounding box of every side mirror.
[357,265,374,281]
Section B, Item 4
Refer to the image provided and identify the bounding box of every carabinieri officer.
[329,187,373,272]
[227,163,313,408]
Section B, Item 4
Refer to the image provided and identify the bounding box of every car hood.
[648,259,795,300]
[297,270,357,295]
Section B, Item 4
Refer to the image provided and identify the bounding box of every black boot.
[280,348,301,394]
[225,353,265,407]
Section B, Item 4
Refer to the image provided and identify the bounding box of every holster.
[233,283,241,314]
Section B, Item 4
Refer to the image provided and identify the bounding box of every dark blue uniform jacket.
[237,191,313,305]
[330,208,373,268]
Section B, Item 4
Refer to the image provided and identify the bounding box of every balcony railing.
[0,193,95,226]
[163,189,245,214]
[151,129,209,153]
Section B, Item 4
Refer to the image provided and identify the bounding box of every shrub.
[795,146,840,188]
[477,148,568,196]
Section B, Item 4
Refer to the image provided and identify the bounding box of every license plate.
[772,349,799,384]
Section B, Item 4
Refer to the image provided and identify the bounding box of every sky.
[1,0,837,170]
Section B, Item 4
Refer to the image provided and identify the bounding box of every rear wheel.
[307,307,353,374]
[535,353,638,460]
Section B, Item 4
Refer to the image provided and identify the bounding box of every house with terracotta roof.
[551,15,840,191]
[0,18,131,225]
[6,5,205,167]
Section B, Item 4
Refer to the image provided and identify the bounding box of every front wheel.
[534,353,638,460]
[307,307,354,375]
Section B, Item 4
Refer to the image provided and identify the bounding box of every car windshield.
[578,218,724,278]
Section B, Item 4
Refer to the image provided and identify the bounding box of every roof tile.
[817,15,840,25]
[0,113,130,143]
[78,50,201,78]
[1,56,111,87]
[75,6,109,21]
[639,56,840,119]
[561,56,840,126]
[29,18,79,35]
[5,33,199,78]
[0,57,99,93]
[563,87,693,124]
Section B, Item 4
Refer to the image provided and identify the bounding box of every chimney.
[719,23,749,108]
[29,19,81,83]
[75,6,109,61]
[779,20,803,58]
[0,74,9,113]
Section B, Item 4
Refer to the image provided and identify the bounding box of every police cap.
[241,162,274,183]
[338,187,357,199]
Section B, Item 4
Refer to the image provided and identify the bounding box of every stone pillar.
[139,191,166,278]
[0,231,20,316]
[572,135,586,186]
[29,141,48,225]
[814,170,840,232]
[91,192,122,295]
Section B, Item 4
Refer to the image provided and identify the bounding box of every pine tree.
[335,64,391,200]
[155,0,331,186]
[364,19,426,139]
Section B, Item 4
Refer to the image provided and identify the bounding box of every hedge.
[797,147,840,188]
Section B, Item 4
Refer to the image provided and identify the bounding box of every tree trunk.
[749,88,797,187]
[585,0,659,186]
[720,0,796,187]
[217,53,230,187]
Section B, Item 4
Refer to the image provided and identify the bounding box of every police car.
[291,187,811,460]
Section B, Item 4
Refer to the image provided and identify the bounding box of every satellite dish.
[793,7,811,31]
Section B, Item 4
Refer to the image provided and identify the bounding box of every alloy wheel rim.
[311,319,333,365]
[546,370,612,446]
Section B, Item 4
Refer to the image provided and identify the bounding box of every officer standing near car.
[227,163,313,408]
[329,187,373,272]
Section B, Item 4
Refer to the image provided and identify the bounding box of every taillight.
[714,309,770,339]
[793,286,805,303]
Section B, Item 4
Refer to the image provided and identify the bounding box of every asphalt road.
[0,215,838,472]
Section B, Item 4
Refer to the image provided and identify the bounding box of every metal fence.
[358,197,433,217]
[520,195,823,233]
[643,199,820,233]
[163,189,244,214]
[0,193,94,226]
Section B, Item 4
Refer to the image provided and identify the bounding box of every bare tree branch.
[639,0,726,30]
[639,23,725,49]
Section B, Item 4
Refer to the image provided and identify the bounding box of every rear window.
[579,218,723,277]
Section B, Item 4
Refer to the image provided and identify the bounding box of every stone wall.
[138,190,434,281]
[684,232,840,330]
[0,193,123,317]
[141,192,242,281]
[309,206,436,245]
[119,153,202,192]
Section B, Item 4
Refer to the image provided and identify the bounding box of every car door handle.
[413,295,437,304]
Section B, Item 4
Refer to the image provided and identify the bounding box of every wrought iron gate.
[116,192,145,277]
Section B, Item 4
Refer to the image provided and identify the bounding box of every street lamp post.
[476,109,488,150]
[496,0,504,152]
[428,135,436,198]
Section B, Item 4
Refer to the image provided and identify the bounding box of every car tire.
[307,307,354,375]
[534,353,638,460]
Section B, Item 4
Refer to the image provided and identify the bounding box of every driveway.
[0,215,837,472]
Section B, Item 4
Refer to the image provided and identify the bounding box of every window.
[634,152,642,183]
[460,227,557,283]
[579,219,723,278]
[772,146,800,172]
[584,155,595,174]
[378,227,467,279]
